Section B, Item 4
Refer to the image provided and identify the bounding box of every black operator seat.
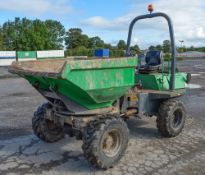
[139,50,163,73]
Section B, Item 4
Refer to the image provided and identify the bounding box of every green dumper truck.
[9,9,190,169]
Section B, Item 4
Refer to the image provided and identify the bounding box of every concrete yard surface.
[0,59,205,175]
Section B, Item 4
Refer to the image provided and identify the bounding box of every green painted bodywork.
[10,56,188,111]
[136,72,188,90]
[23,58,138,109]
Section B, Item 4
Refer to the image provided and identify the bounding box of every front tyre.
[32,103,64,143]
[82,117,129,169]
[157,99,186,137]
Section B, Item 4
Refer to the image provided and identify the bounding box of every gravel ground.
[0,59,205,175]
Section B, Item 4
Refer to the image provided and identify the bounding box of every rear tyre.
[82,117,129,169]
[32,103,64,143]
[157,99,186,137]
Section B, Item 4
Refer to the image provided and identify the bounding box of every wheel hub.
[104,135,114,149]
[172,109,183,129]
[102,129,121,157]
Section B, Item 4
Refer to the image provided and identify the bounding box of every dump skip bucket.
[9,57,138,109]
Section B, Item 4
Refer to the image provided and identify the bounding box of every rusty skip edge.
[8,60,67,78]
[8,57,137,77]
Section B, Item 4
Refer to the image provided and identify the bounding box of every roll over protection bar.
[126,12,176,90]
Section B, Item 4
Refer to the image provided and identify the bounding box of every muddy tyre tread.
[32,103,64,143]
[157,99,186,137]
[82,117,129,169]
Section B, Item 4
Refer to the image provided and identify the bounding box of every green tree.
[29,19,49,50]
[131,44,141,55]
[2,17,65,51]
[149,44,163,51]
[0,26,4,50]
[2,17,19,50]
[163,40,171,53]
[88,36,104,49]
[103,43,113,50]
[45,20,65,49]
[149,45,156,51]
[156,45,163,51]
[188,46,195,51]
[117,40,126,50]
[65,28,89,49]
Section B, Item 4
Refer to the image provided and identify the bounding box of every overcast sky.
[0,0,204,49]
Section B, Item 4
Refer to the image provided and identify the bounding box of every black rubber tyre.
[32,103,64,143]
[82,117,129,169]
[157,99,186,137]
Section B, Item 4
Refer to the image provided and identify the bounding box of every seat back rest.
[145,51,163,66]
